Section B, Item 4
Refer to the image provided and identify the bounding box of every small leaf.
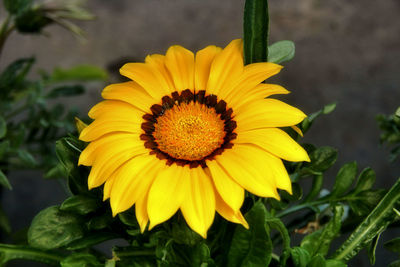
[384,237,400,254]
[289,247,311,267]
[243,0,269,64]
[354,167,376,194]
[0,116,6,139]
[74,117,88,134]
[66,232,118,250]
[60,253,102,267]
[46,85,85,98]
[330,162,357,198]
[0,58,34,97]
[325,259,347,267]
[17,149,37,167]
[50,65,108,82]
[268,40,295,64]
[301,205,344,256]
[3,0,32,14]
[308,254,326,267]
[15,8,52,33]
[301,103,336,133]
[227,201,272,267]
[0,170,12,190]
[322,103,337,114]
[308,146,338,173]
[60,195,100,215]
[367,233,380,265]
[28,206,84,250]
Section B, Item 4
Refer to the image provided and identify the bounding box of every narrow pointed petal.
[194,45,221,91]
[88,142,147,189]
[110,155,162,216]
[228,83,290,110]
[181,168,216,238]
[206,39,244,97]
[165,45,195,91]
[235,128,310,162]
[215,191,248,229]
[147,165,190,229]
[235,99,307,131]
[120,63,170,99]
[79,133,141,166]
[216,144,280,199]
[206,160,244,211]
[145,54,176,93]
[101,81,155,113]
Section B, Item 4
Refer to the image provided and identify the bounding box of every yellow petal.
[101,81,155,113]
[194,45,221,91]
[224,62,283,103]
[291,125,303,137]
[79,118,142,142]
[88,100,144,121]
[87,141,147,189]
[165,45,195,91]
[147,165,190,229]
[228,83,290,110]
[206,160,244,212]
[215,191,248,229]
[216,144,280,199]
[110,155,162,216]
[206,39,244,97]
[145,54,176,93]
[181,168,216,238]
[235,128,310,162]
[120,63,170,100]
[235,99,307,132]
[135,193,149,233]
[79,133,142,166]
[103,171,116,201]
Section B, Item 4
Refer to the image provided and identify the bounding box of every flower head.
[78,39,310,238]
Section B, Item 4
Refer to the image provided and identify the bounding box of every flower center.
[141,89,237,168]
[153,102,226,161]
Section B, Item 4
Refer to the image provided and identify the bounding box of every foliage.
[377,107,400,162]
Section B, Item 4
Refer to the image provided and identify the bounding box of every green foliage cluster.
[376,107,400,162]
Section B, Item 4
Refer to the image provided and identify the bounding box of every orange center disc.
[153,102,226,161]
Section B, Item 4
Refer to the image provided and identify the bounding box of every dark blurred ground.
[1,0,399,266]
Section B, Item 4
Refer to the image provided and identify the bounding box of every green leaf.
[189,243,215,267]
[3,0,32,14]
[0,116,6,139]
[60,253,102,267]
[303,174,323,202]
[268,40,295,64]
[289,247,311,267]
[66,232,118,250]
[0,58,34,97]
[354,168,376,194]
[301,103,336,133]
[384,237,400,254]
[348,189,386,216]
[87,213,113,230]
[308,146,338,173]
[0,169,12,190]
[366,233,380,265]
[0,141,9,159]
[60,195,100,215]
[301,205,343,257]
[50,65,108,82]
[330,162,357,198]
[265,214,291,265]
[243,0,269,65]
[17,149,37,167]
[308,254,326,267]
[28,206,84,250]
[0,244,63,266]
[325,259,347,267]
[333,178,400,261]
[227,201,272,267]
[15,8,52,33]
[46,85,85,98]
[0,205,11,233]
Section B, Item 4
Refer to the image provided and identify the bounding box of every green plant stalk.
[0,16,15,59]
[0,244,64,266]
[332,178,400,261]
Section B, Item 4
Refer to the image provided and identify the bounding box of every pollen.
[153,102,226,161]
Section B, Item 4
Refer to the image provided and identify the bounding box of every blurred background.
[1,0,399,266]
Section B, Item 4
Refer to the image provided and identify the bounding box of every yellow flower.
[78,39,310,238]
